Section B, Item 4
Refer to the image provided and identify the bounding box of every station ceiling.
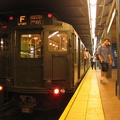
[0,0,115,54]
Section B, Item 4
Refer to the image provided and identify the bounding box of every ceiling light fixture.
[107,8,116,34]
[87,0,97,55]
[88,0,97,39]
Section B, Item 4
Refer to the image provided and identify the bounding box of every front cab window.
[48,31,68,52]
[20,34,41,58]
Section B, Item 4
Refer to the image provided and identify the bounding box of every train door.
[14,30,43,87]
[0,33,13,78]
[73,34,80,86]
[43,31,70,86]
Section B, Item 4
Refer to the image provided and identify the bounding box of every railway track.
[0,100,22,120]
[0,101,62,120]
[0,93,72,120]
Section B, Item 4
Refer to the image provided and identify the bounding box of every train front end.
[0,12,85,113]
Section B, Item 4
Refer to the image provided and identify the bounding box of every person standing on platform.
[97,37,113,84]
[90,56,96,70]
[83,49,89,72]
[83,49,89,63]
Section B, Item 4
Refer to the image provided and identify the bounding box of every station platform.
[59,68,120,120]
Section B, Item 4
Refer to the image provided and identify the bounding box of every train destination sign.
[30,15,42,25]
[17,16,27,26]
[17,15,43,26]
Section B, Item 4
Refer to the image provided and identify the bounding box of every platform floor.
[96,69,120,120]
[59,68,120,120]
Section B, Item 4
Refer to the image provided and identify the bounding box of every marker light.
[47,13,52,18]
[60,88,65,93]
[54,88,59,95]
[0,86,3,91]
[9,16,14,21]
[2,25,7,29]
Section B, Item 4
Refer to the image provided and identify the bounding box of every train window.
[20,34,41,58]
[48,31,67,52]
[0,34,11,51]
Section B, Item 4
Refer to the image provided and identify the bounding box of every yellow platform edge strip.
[59,70,89,120]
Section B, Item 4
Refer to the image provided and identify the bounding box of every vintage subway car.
[0,12,90,113]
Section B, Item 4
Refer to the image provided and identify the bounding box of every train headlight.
[53,88,60,95]
[53,88,66,95]
[0,85,3,91]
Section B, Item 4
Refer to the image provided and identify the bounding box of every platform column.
[106,32,112,78]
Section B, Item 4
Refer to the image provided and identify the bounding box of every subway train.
[0,11,90,113]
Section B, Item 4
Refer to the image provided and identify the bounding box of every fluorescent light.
[87,0,97,55]
[92,33,95,38]
[90,0,97,5]
[48,31,59,38]
[107,9,116,33]
[88,0,97,39]
[90,6,96,20]
[91,20,96,28]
